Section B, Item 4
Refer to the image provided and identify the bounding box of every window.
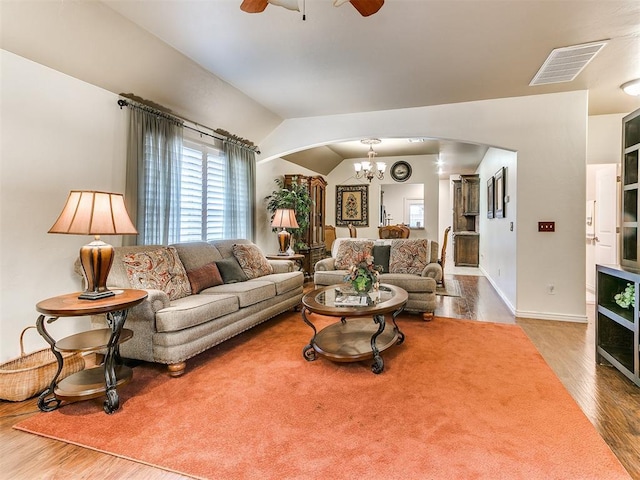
[178,139,228,242]
[405,199,425,228]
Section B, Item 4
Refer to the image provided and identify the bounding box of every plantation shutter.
[180,140,227,242]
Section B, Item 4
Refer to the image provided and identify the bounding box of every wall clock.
[390,161,412,182]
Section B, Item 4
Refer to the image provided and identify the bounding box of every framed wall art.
[336,184,369,227]
[495,167,506,218]
[487,176,495,219]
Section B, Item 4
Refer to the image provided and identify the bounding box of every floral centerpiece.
[344,253,380,294]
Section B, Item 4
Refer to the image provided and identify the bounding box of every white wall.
[585,114,624,293]
[588,114,625,165]
[322,155,440,241]
[0,51,128,361]
[381,183,424,228]
[258,91,589,321]
[476,148,518,311]
[438,178,454,267]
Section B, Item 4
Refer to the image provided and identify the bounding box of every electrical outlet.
[547,284,556,295]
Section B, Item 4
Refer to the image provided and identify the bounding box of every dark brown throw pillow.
[372,245,391,273]
[187,262,224,293]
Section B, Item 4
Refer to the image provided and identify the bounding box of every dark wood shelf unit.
[621,108,640,270]
[595,264,640,386]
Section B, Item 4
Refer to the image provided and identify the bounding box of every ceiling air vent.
[529,40,608,86]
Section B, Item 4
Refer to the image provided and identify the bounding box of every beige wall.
[1,51,127,361]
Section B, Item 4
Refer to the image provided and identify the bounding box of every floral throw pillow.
[334,240,374,270]
[123,246,191,300]
[389,239,428,275]
[232,244,273,279]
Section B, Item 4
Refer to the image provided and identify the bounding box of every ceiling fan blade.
[269,0,300,11]
[240,0,269,13]
[349,0,384,17]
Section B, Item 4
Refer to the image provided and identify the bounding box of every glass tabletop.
[302,283,407,315]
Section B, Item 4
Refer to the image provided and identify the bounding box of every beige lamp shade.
[270,208,299,229]
[49,190,137,235]
[49,190,137,300]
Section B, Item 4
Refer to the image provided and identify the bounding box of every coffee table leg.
[301,307,317,361]
[370,314,386,374]
[391,306,405,345]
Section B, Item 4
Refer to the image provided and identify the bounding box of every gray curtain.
[124,103,184,245]
[223,141,256,241]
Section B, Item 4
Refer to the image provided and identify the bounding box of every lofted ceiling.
[104,0,640,175]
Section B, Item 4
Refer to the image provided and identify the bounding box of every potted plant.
[265,176,312,251]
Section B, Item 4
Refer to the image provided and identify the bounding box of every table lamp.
[271,208,299,255]
[49,190,138,300]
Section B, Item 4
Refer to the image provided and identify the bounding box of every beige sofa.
[314,238,441,319]
[88,239,303,376]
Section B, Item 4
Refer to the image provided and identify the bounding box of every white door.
[595,164,618,266]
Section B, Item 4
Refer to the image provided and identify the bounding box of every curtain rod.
[117,99,261,154]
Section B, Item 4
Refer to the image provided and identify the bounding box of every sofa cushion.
[389,239,428,275]
[155,294,239,332]
[334,240,374,270]
[201,281,276,308]
[187,262,224,294]
[256,271,304,295]
[123,246,191,300]
[372,245,391,273]
[216,257,249,284]
[233,243,273,279]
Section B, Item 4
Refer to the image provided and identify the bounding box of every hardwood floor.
[1,274,638,479]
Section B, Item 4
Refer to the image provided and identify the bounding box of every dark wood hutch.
[284,174,327,277]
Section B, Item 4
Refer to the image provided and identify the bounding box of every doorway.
[586,163,619,299]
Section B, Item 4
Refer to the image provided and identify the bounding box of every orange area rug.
[15,314,631,479]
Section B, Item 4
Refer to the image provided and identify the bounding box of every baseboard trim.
[480,266,588,323]
[479,266,516,315]
[514,310,588,323]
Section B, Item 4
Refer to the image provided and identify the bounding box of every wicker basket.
[0,326,85,402]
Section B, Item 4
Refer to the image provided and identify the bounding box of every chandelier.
[354,138,385,182]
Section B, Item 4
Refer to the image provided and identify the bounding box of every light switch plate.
[538,221,555,232]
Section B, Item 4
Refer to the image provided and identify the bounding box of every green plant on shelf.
[614,283,635,309]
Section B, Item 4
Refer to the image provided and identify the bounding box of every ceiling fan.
[240,0,384,17]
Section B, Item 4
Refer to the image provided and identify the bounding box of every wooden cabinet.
[285,174,327,277]
[596,264,640,386]
[454,233,479,267]
[462,175,480,215]
[452,175,480,266]
[621,108,640,270]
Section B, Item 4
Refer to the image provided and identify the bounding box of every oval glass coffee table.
[301,283,408,374]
